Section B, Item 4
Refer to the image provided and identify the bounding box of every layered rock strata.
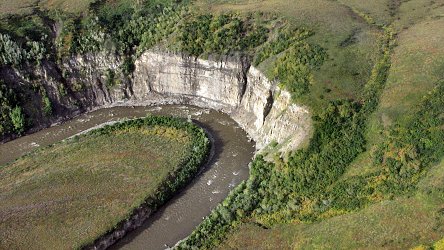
[1,50,311,152]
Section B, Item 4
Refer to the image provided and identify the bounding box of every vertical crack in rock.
[145,71,152,95]
[88,82,98,106]
[49,61,84,111]
[238,55,251,104]
[190,56,199,95]
[263,90,274,124]
[97,78,110,104]
[125,75,135,98]
[121,82,130,100]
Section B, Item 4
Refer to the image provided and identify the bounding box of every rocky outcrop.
[1,50,311,152]
[130,51,311,152]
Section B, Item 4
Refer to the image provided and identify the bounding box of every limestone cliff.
[1,50,311,152]
[131,51,311,152]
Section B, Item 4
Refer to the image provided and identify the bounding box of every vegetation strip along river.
[0,105,255,249]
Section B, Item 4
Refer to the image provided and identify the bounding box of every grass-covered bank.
[0,116,210,249]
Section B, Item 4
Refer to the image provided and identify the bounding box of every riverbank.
[0,106,255,249]
[0,115,210,249]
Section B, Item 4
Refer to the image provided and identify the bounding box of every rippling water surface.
[0,105,255,250]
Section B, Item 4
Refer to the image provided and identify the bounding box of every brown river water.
[0,105,255,250]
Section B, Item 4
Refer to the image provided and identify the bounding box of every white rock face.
[130,51,311,152]
[7,49,310,151]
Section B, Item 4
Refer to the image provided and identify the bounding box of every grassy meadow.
[344,0,444,181]
[0,0,94,16]
[0,117,209,249]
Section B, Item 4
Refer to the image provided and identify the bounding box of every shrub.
[0,33,24,66]
[175,13,269,57]
[373,81,444,191]
[9,106,25,134]
[0,83,14,136]
[42,94,52,116]
[60,1,186,56]
[272,42,327,99]
[254,26,314,66]
[105,69,117,88]
[121,57,135,76]
[0,33,47,66]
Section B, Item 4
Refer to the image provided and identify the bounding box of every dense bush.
[105,69,117,88]
[8,1,264,62]
[0,33,47,66]
[58,0,186,56]
[253,26,313,66]
[121,56,135,76]
[0,82,26,137]
[136,5,187,55]
[271,42,327,99]
[42,92,52,116]
[0,83,15,136]
[0,33,24,66]
[175,12,269,57]
[373,81,444,191]
[0,13,51,66]
[9,106,25,134]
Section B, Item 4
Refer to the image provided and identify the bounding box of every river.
[0,105,255,250]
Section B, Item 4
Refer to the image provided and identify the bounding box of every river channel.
[0,105,255,249]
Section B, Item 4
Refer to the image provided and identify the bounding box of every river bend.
[0,105,255,250]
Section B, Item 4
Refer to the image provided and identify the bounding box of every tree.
[9,106,25,134]
[43,95,52,116]
[0,82,14,136]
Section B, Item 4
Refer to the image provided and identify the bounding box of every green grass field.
[344,1,444,183]
[0,119,202,249]
[376,17,444,125]
[0,0,94,16]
